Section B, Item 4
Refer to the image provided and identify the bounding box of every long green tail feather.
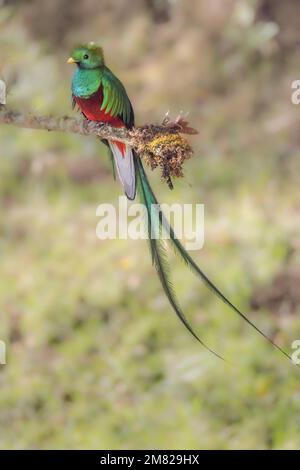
[136,155,225,360]
[135,155,297,366]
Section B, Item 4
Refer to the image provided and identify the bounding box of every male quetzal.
[68,42,293,363]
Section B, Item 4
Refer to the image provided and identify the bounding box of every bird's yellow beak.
[67,57,76,64]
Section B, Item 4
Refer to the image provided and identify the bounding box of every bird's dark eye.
[83,54,89,60]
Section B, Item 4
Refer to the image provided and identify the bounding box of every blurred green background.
[1,0,300,450]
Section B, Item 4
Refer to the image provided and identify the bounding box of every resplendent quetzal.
[68,42,294,363]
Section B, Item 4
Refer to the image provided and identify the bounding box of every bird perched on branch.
[68,43,135,199]
[68,42,295,364]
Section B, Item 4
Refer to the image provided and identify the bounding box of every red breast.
[74,87,127,156]
[74,87,125,128]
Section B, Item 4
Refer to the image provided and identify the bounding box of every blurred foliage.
[0,0,300,450]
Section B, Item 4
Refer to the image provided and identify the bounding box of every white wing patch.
[109,142,136,200]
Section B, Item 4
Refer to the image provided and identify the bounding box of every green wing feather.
[100,67,133,127]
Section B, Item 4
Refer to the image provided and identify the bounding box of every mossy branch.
[0,79,197,187]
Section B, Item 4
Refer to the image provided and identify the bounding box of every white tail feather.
[109,141,136,200]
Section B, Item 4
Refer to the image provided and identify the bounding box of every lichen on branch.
[131,114,197,188]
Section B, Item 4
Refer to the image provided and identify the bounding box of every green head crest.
[67,42,105,69]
